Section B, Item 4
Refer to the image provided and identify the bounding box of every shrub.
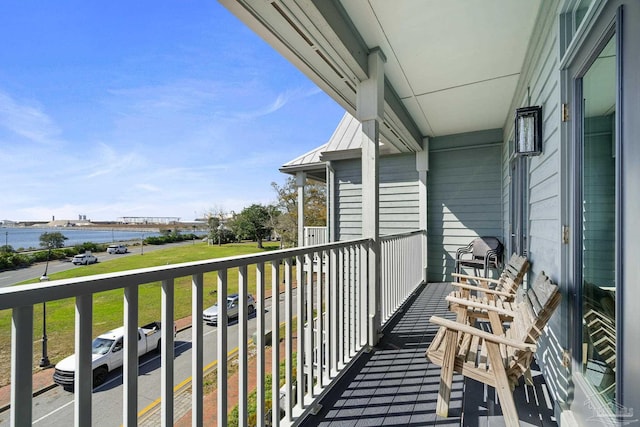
[74,241,108,253]
[0,253,30,269]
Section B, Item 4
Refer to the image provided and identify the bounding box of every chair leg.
[486,341,519,426]
[436,329,457,417]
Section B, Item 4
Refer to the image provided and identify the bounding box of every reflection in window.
[560,0,596,57]
[581,36,616,407]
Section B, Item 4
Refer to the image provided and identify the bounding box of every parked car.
[203,294,256,325]
[71,253,97,265]
[107,244,127,254]
[53,321,163,389]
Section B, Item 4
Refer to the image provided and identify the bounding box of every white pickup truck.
[53,321,163,389]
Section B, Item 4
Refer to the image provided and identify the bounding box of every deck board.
[300,282,557,427]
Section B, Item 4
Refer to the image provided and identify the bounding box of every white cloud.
[0,91,61,145]
[228,86,323,121]
[135,183,162,193]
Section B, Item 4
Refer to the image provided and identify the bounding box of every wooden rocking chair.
[449,253,530,328]
[426,271,561,426]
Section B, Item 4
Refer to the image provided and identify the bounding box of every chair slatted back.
[505,271,561,375]
[496,253,529,295]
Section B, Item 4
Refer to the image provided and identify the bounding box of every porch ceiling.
[219,0,542,148]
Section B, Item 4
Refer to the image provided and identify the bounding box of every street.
[0,241,192,288]
[0,290,292,427]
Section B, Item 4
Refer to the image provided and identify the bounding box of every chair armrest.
[449,282,513,298]
[445,295,517,317]
[451,273,500,285]
[429,316,536,352]
[456,244,473,258]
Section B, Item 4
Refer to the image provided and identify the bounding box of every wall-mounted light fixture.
[515,105,542,156]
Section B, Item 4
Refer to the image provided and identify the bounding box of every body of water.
[1,227,162,251]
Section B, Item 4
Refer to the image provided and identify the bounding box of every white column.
[356,47,385,347]
[296,171,306,247]
[416,140,429,283]
[326,163,336,242]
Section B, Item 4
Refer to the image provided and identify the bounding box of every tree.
[230,204,277,248]
[39,232,68,249]
[204,206,227,245]
[271,176,327,247]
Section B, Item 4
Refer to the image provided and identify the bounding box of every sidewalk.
[142,337,291,427]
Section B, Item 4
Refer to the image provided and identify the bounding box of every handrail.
[3,231,424,426]
[0,238,369,309]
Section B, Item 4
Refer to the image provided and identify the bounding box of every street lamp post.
[141,234,144,255]
[39,245,52,368]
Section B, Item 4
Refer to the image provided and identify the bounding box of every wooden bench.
[449,253,530,329]
[426,271,561,425]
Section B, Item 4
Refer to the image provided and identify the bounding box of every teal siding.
[334,153,419,241]
[427,131,503,282]
[503,2,566,412]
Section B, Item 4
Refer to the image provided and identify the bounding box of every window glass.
[561,0,596,57]
[581,35,616,407]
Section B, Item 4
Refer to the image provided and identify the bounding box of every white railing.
[303,227,327,246]
[380,230,427,326]
[1,231,425,427]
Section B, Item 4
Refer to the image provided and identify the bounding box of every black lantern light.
[515,105,543,156]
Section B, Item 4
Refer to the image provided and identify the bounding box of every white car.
[72,253,98,265]
[203,294,256,325]
[107,244,127,254]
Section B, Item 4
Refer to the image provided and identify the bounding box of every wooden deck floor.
[300,282,557,427]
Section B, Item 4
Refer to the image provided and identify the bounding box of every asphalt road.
[0,291,292,427]
[0,241,193,288]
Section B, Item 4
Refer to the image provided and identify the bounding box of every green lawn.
[0,241,285,387]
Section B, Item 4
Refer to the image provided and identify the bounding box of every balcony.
[0,230,555,426]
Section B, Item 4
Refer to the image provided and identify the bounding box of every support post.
[296,171,306,247]
[357,47,385,347]
[416,141,429,283]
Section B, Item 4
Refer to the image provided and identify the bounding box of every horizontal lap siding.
[334,153,419,241]
[523,16,561,280]
[427,143,502,282]
[506,3,566,410]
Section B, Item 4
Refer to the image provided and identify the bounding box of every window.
[579,35,617,407]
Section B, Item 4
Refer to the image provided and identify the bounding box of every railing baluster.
[11,305,33,427]
[238,265,248,427]
[271,260,280,427]
[123,285,138,427]
[217,269,228,427]
[329,248,338,377]
[317,249,325,388]
[305,253,314,400]
[191,273,204,427]
[337,247,344,368]
[256,262,266,425]
[161,279,175,427]
[284,257,293,422]
[75,293,92,427]
[296,254,305,411]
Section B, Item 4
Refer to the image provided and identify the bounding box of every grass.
[0,241,286,387]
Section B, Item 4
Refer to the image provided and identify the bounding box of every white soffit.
[340,0,541,137]
[418,74,520,135]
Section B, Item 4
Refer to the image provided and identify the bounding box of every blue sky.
[0,1,344,222]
